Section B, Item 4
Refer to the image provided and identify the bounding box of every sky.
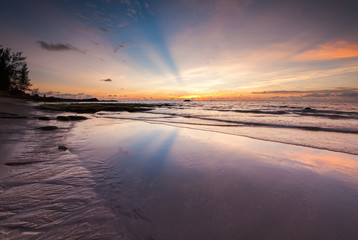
[1,0,358,101]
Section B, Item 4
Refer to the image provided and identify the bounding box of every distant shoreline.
[0,90,100,102]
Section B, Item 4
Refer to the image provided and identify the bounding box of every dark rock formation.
[58,145,68,151]
[38,116,51,120]
[57,115,88,121]
[38,126,58,131]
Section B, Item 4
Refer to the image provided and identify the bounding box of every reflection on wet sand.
[70,120,358,240]
[282,150,358,180]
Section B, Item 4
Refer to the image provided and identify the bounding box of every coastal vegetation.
[0,46,31,95]
[0,45,97,101]
[31,96,99,102]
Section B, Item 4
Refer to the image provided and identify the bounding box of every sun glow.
[178,95,201,99]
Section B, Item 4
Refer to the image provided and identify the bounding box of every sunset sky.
[1,0,358,100]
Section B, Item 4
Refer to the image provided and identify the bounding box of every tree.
[0,45,31,92]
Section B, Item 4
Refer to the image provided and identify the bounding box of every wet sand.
[1,97,358,239]
[0,98,122,239]
[0,98,35,170]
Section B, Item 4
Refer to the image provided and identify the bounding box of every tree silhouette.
[0,46,31,92]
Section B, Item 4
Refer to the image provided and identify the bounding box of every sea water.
[97,100,358,155]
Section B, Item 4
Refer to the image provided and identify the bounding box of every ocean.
[97,100,358,155]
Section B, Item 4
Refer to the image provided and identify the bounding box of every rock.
[0,112,26,118]
[5,161,40,166]
[38,116,51,120]
[68,115,87,120]
[56,116,70,121]
[38,126,58,131]
[58,145,68,151]
[57,115,87,121]
[304,107,316,112]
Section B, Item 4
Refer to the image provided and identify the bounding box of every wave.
[198,107,358,119]
[98,113,358,135]
[94,101,358,155]
[192,116,358,134]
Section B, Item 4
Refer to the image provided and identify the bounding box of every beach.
[1,97,358,239]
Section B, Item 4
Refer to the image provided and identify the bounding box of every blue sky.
[1,0,358,100]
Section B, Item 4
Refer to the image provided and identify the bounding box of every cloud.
[86,2,96,8]
[37,41,86,53]
[113,43,127,53]
[303,93,333,98]
[100,78,113,82]
[99,26,109,33]
[118,23,127,28]
[294,41,358,61]
[335,90,358,98]
[253,88,356,94]
[41,91,61,95]
[252,88,358,100]
[252,90,302,94]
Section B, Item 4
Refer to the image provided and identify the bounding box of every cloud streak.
[113,43,127,53]
[37,41,86,53]
[252,88,358,101]
[294,41,358,61]
[100,78,113,82]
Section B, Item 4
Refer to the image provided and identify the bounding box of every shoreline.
[94,111,358,155]
[147,120,358,156]
[1,97,358,239]
[2,96,357,155]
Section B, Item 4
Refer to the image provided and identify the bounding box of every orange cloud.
[294,41,358,61]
